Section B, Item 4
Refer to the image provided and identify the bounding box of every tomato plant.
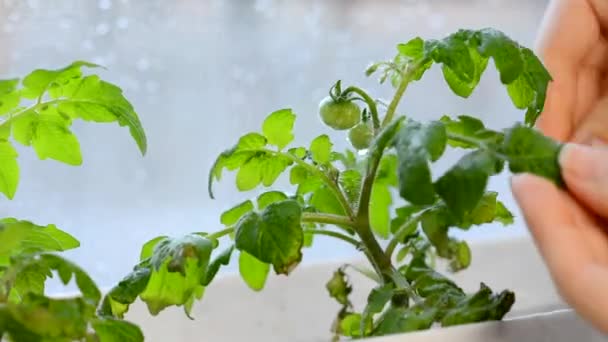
[0,28,562,341]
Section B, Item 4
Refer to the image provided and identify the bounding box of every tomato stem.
[207,227,234,240]
[382,62,422,127]
[303,228,361,248]
[342,86,380,131]
[385,209,430,258]
[301,212,354,228]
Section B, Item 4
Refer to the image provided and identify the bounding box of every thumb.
[559,143,608,218]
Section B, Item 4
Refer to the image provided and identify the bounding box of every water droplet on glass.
[136,58,150,71]
[95,23,110,36]
[116,16,129,30]
[98,0,112,10]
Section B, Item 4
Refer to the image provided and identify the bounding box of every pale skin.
[510,0,608,334]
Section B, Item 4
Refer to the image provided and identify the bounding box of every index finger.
[534,0,598,141]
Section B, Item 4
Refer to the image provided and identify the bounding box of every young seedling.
[0,28,562,341]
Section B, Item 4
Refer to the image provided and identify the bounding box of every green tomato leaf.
[238,251,270,291]
[9,254,101,305]
[449,240,471,272]
[31,106,82,165]
[10,110,36,146]
[4,294,96,341]
[434,150,498,219]
[289,164,309,185]
[52,74,147,155]
[288,146,307,159]
[369,182,391,239]
[0,219,79,267]
[235,154,292,191]
[394,120,446,205]
[403,255,464,299]
[291,164,324,197]
[441,46,488,98]
[100,267,151,318]
[139,236,168,261]
[234,200,303,275]
[0,123,10,139]
[360,284,394,334]
[220,200,254,226]
[397,37,425,60]
[203,246,234,286]
[506,73,535,110]
[374,306,438,335]
[473,28,523,84]
[0,140,18,199]
[257,191,288,210]
[501,124,563,186]
[92,317,144,342]
[310,186,346,216]
[390,205,423,235]
[454,191,512,229]
[519,48,552,126]
[326,268,352,306]
[427,30,475,83]
[339,313,370,338]
[376,154,399,186]
[236,132,267,149]
[310,134,332,164]
[420,207,452,259]
[495,201,514,225]
[441,283,515,327]
[139,234,213,316]
[262,108,295,150]
[21,61,99,99]
[208,130,293,198]
[9,262,50,302]
[440,115,503,149]
[0,80,20,116]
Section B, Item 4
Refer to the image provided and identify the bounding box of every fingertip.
[510,173,554,203]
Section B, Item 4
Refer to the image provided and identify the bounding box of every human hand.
[512,145,608,334]
[511,0,608,334]
[535,0,608,143]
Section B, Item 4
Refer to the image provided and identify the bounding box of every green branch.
[207,227,234,240]
[385,210,429,258]
[342,86,380,130]
[0,99,63,128]
[304,228,361,248]
[269,149,355,219]
[381,62,422,127]
[301,212,354,227]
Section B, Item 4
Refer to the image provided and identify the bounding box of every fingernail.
[559,143,604,181]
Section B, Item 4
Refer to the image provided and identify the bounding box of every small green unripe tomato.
[348,122,373,150]
[318,96,361,130]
